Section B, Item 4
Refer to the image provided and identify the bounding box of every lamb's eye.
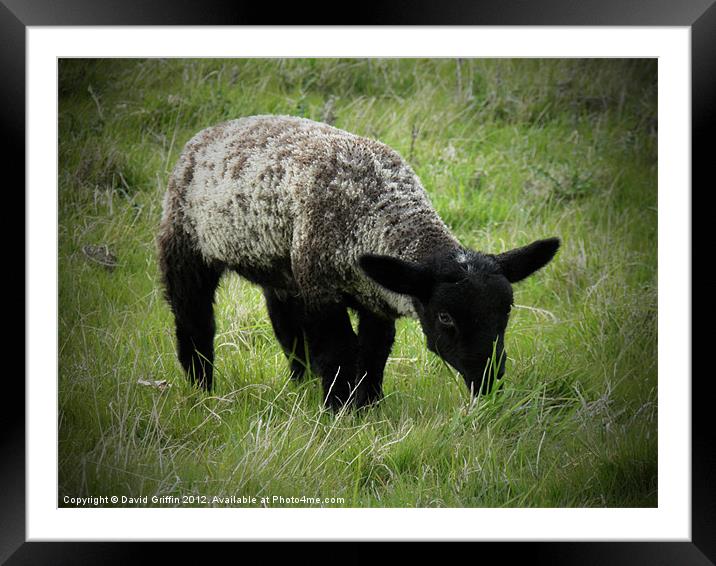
[437,312,454,326]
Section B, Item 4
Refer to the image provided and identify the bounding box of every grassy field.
[58,58,657,508]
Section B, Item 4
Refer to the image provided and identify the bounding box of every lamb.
[158,115,560,409]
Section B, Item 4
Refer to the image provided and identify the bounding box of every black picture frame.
[6,1,710,563]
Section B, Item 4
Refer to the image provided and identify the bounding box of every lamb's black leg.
[302,303,358,410]
[159,230,223,391]
[263,288,308,380]
[355,308,396,408]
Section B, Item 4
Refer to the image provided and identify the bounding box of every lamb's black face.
[414,276,512,394]
[359,237,560,398]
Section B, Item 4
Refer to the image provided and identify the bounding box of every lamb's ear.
[495,238,560,283]
[359,254,433,302]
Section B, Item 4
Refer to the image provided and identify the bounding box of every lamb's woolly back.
[160,115,460,317]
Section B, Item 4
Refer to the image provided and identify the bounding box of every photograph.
[57,57,658,509]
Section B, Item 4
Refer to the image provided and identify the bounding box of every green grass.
[58,58,657,508]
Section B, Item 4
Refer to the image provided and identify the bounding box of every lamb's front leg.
[303,303,359,411]
[355,309,396,408]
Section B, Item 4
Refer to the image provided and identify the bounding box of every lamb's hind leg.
[263,288,308,380]
[302,303,358,411]
[159,228,223,390]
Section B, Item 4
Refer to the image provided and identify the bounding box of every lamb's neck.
[376,225,462,320]
[394,225,462,265]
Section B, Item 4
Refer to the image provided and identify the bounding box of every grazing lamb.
[158,115,560,409]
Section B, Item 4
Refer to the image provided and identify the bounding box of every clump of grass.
[58,58,657,508]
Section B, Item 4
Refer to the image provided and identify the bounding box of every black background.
[4,0,710,564]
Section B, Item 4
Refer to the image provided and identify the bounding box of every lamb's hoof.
[355,388,383,410]
[289,364,306,381]
[323,395,351,412]
[324,384,357,411]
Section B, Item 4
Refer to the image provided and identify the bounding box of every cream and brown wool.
[161,115,459,316]
[158,115,560,409]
